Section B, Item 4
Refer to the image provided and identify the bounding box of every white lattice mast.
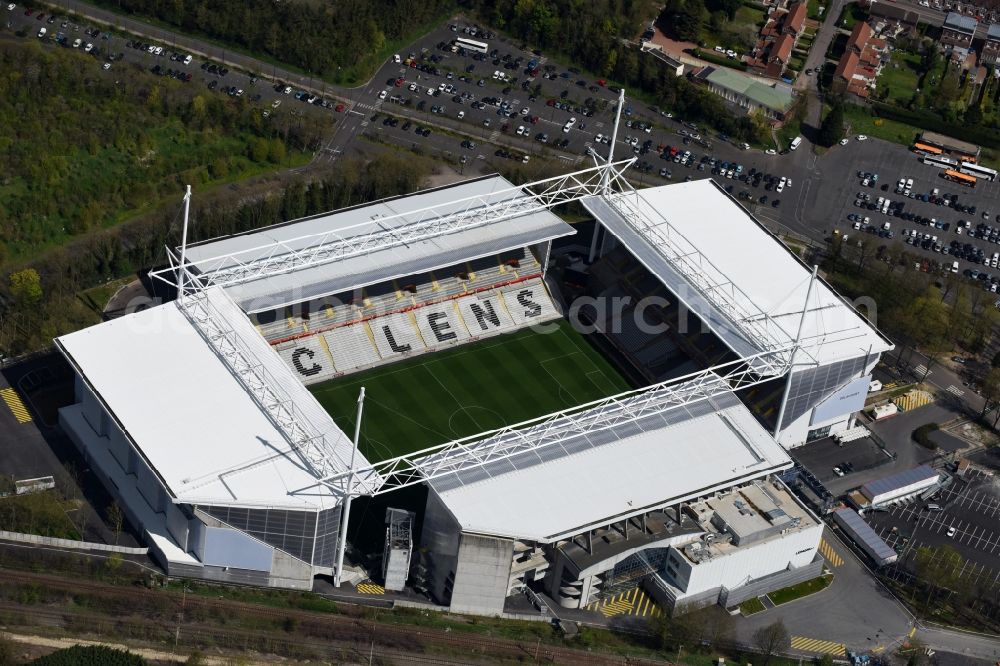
[149,160,635,294]
[177,185,192,301]
[773,265,819,440]
[334,386,365,587]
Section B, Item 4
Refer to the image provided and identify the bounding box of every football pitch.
[310,320,631,462]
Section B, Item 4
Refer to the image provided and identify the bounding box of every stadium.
[54,151,891,616]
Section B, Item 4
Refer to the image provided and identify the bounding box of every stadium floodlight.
[334,386,365,587]
[151,159,637,298]
[293,344,796,498]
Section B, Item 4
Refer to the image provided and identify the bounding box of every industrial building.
[860,465,940,508]
[832,508,897,566]
[53,152,889,616]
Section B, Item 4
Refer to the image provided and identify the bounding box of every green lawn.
[837,3,869,28]
[878,50,924,104]
[842,104,921,146]
[768,575,833,605]
[740,596,766,615]
[310,321,631,461]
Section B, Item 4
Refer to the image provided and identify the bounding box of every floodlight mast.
[602,88,626,195]
[177,185,192,302]
[772,264,818,441]
[334,386,365,587]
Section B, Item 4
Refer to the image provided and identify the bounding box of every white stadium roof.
[582,180,892,366]
[182,175,575,313]
[428,390,792,542]
[56,287,371,510]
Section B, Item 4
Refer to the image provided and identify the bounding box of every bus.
[960,161,998,182]
[943,169,977,188]
[912,142,943,156]
[922,154,959,169]
[454,37,489,53]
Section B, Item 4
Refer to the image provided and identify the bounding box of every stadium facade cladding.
[53,169,890,615]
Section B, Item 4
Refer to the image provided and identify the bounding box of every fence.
[0,530,147,555]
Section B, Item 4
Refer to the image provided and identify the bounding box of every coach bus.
[922,154,960,170]
[912,142,943,156]
[454,37,489,53]
[942,169,977,188]
[960,161,998,182]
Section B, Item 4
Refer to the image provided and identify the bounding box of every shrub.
[912,423,939,449]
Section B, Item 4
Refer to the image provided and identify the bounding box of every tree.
[818,103,845,147]
[107,500,124,545]
[977,367,1000,422]
[752,620,791,666]
[9,268,42,304]
[964,103,983,126]
[676,0,706,42]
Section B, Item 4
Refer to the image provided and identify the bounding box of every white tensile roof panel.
[182,175,575,312]
[430,391,792,542]
[584,180,892,365]
[56,287,369,509]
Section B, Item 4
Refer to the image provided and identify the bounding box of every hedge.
[693,49,749,71]
[912,422,940,449]
[869,101,1000,150]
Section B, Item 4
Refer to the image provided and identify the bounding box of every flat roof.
[704,67,794,112]
[183,176,575,312]
[583,181,893,366]
[861,464,938,500]
[56,287,373,510]
[833,508,897,564]
[919,130,980,156]
[429,390,792,542]
[944,11,978,33]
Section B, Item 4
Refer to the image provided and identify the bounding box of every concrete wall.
[449,534,514,616]
[665,522,822,599]
[419,491,463,604]
[719,556,824,607]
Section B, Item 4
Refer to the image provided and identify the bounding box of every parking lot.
[866,467,1000,589]
[791,434,892,484]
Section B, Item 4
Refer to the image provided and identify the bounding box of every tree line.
[88,0,452,83]
[0,39,331,265]
[1,153,435,354]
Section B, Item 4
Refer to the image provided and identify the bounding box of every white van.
[790,136,802,151]
[952,261,959,273]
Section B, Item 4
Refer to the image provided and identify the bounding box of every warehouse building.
[860,465,940,507]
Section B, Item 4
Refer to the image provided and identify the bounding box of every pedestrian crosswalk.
[946,385,964,397]
[790,636,846,656]
[585,586,664,618]
[913,364,929,377]
[356,581,385,595]
[818,538,844,567]
[0,388,31,423]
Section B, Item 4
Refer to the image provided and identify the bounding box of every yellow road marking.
[356,582,385,595]
[585,586,662,618]
[790,636,846,656]
[819,538,844,567]
[0,388,31,423]
[908,627,916,638]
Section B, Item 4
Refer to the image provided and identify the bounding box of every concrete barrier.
[0,530,148,555]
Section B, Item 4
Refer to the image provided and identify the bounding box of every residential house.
[831,20,887,99]
[981,23,1000,66]
[941,11,977,53]
[867,3,919,38]
[748,1,808,79]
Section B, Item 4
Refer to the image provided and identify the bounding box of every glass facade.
[782,356,868,427]
[202,505,340,565]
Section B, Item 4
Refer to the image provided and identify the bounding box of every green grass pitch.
[309,320,631,461]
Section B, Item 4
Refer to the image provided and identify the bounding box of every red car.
[36,12,44,20]
[24,8,33,15]
[597,79,606,87]
[334,103,346,112]
[394,77,405,87]
[546,99,556,107]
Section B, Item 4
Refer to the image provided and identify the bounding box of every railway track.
[0,569,669,665]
